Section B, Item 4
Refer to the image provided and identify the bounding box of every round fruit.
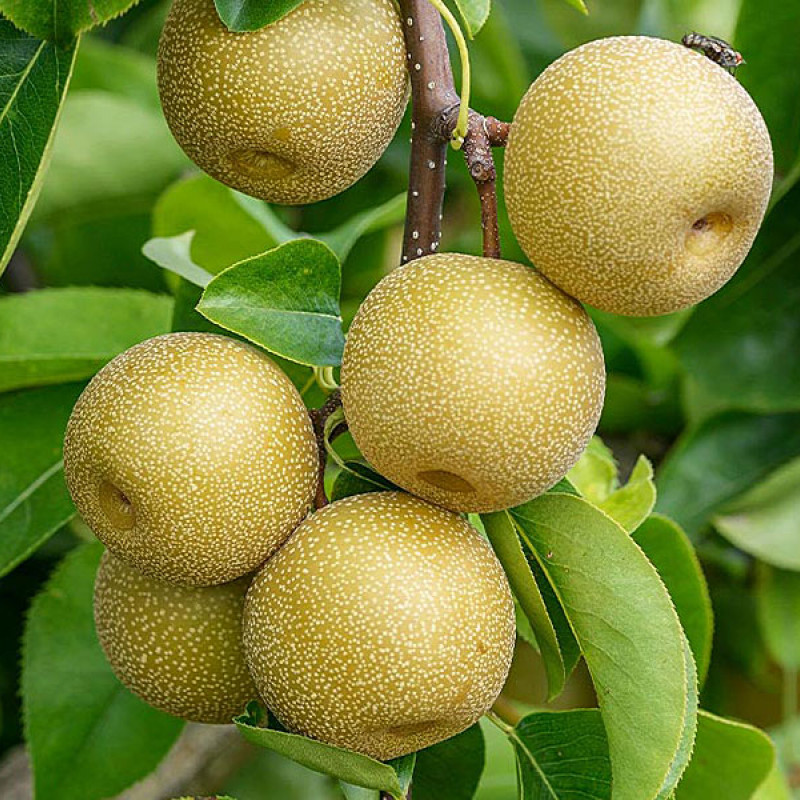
[64,333,318,586]
[94,551,257,724]
[504,36,773,316]
[340,253,606,513]
[157,0,409,205]
[243,491,515,760]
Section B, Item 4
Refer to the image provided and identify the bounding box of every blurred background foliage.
[1,0,800,796]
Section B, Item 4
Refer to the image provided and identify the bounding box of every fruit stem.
[398,0,510,262]
[308,390,345,509]
[314,365,340,393]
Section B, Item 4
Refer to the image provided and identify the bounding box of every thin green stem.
[485,709,514,734]
[323,407,349,472]
[425,0,471,148]
[314,365,340,393]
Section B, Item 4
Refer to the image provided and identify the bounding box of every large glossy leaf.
[511,494,696,800]
[675,711,774,799]
[508,710,611,799]
[234,703,405,798]
[483,511,566,701]
[197,239,345,367]
[735,0,800,190]
[413,724,485,800]
[656,411,800,536]
[714,457,800,570]
[756,565,800,670]
[23,542,185,800]
[0,0,140,43]
[0,288,172,393]
[632,515,714,686]
[0,383,83,577]
[674,187,800,415]
[213,0,305,31]
[0,20,77,274]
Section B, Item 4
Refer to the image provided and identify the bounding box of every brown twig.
[308,389,344,509]
[397,0,510,263]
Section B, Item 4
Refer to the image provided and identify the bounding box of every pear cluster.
[63,7,775,765]
[64,333,515,754]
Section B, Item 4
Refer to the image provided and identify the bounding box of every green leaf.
[143,232,214,288]
[566,437,618,503]
[714,457,800,571]
[153,175,281,276]
[449,0,491,38]
[213,0,306,31]
[735,0,800,190]
[329,461,397,503]
[234,703,405,798]
[756,565,800,670]
[656,411,800,536]
[632,515,714,686]
[599,374,683,437]
[597,456,656,533]
[24,199,166,291]
[32,90,186,221]
[413,724,485,800]
[482,510,566,701]
[0,288,172,393]
[675,711,775,800]
[674,187,800,415]
[508,709,611,799]
[567,441,656,532]
[71,36,159,109]
[197,239,346,367]
[0,0,140,43]
[510,494,697,800]
[319,192,406,263]
[23,542,185,800]
[0,20,77,275]
[0,383,84,577]
[340,784,379,800]
[753,762,792,800]
[563,0,589,15]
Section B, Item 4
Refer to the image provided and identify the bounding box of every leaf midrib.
[0,40,46,128]
[0,460,64,524]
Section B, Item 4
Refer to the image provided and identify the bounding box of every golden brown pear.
[504,36,773,316]
[243,492,515,760]
[340,253,606,513]
[157,0,409,205]
[94,552,257,724]
[64,333,318,586]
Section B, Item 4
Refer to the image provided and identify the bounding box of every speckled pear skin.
[243,492,515,760]
[340,254,606,513]
[94,551,257,724]
[64,333,318,586]
[157,0,409,205]
[504,36,773,317]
